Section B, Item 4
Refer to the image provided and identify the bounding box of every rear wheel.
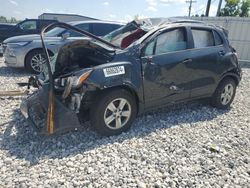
[90,89,137,136]
[211,78,236,109]
[25,50,47,74]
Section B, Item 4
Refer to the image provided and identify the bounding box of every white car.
[3,20,123,73]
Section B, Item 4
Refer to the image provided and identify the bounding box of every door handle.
[182,58,192,63]
[170,85,178,91]
[219,50,225,56]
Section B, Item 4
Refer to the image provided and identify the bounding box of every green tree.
[10,17,17,23]
[0,16,7,23]
[240,0,250,17]
[220,0,241,16]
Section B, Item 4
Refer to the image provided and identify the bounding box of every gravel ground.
[0,59,249,188]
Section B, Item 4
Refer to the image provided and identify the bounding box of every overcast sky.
[0,0,224,21]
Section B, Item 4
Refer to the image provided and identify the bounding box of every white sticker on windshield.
[103,66,125,77]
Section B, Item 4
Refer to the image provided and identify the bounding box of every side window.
[39,21,55,30]
[192,29,214,48]
[77,23,90,32]
[143,40,155,56]
[19,21,37,30]
[93,23,121,36]
[213,30,223,45]
[155,28,187,55]
[67,23,90,37]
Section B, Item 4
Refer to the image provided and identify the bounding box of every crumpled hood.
[3,34,60,43]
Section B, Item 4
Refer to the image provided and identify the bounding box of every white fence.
[189,17,250,62]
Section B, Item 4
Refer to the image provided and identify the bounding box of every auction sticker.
[103,66,125,77]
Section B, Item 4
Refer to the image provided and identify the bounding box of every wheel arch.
[24,48,54,68]
[219,71,241,86]
[94,84,141,115]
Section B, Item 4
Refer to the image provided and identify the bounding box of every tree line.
[219,0,250,17]
[0,16,22,24]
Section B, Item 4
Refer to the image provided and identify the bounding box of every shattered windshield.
[103,18,170,48]
[103,21,140,47]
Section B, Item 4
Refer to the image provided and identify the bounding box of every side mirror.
[61,32,70,40]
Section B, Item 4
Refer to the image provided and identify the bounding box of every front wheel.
[25,50,47,74]
[90,89,137,136]
[211,78,237,109]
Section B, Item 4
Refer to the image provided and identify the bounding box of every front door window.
[19,21,37,31]
[155,28,187,55]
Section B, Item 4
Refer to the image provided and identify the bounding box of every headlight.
[55,70,93,88]
[7,48,15,57]
[8,41,31,47]
[55,70,92,99]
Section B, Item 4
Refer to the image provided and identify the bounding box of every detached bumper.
[20,87,81,134]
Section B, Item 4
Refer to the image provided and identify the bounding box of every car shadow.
[0,66,32,78]
[1,100,230,165]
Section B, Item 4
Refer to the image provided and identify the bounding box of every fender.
[219,69,242,86]
[85,61,144,105]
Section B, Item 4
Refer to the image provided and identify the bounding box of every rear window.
[92,23,121,36]
[192,29,214,48]
[213,30,223,45]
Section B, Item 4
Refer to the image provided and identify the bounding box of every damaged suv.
[20,18,242,136]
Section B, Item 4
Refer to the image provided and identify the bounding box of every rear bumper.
[20,86,81,135]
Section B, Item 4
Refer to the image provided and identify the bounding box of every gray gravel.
[0,59,250,188]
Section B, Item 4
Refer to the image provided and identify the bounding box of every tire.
[211,78,237,109]
[25,50,47,74]
[90,89,137,136]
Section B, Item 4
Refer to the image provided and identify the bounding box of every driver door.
[141,27,193,108]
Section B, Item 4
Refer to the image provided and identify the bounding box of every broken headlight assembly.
[54,69,93,113]
[55,69,92,90]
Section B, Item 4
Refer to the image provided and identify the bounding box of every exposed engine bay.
[53,39,115,76]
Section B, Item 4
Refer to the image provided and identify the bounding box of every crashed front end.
[20,22,118,135]
[20,85,81,134]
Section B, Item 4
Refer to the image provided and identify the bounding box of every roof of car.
[22,19,58,22]
[68,20,125,26]
[134,18,223,33]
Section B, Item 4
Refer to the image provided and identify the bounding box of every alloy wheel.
[104,98,132,130]
[31,54,46,73]
[220,83,234,105]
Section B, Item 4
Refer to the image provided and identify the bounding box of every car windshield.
[102,18,166,48]
[103,21,140,48]
[45,27,65,37]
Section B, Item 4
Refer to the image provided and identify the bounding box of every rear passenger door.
[187,27,226,98]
